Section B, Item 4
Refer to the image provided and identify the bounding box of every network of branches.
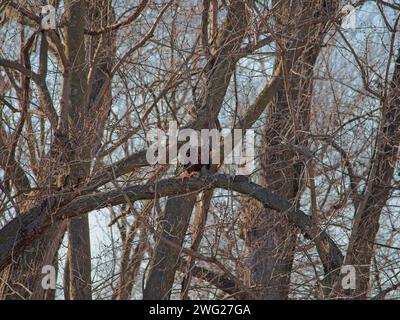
[0,0,399,300]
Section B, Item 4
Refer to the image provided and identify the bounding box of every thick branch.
[0,174,343,276]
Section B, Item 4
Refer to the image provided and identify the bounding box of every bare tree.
[0,0,399,300]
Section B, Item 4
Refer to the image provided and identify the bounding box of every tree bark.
[338,48,400,299]
[242,0,339,299]
[143,1,249,300]
[0,0,115,300]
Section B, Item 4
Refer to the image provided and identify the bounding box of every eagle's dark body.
[179,148,212,178]
[184,160,211,174]
[178,120,221,178]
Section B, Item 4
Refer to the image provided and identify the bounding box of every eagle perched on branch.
[177,119,221,179]
[178,145,219,179]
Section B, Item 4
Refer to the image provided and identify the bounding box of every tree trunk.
[0,0,114,300]
[242,0,338,299]
[338,49,400,299]
[143,2,248,300]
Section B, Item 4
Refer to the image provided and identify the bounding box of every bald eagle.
[178,148,212,179]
